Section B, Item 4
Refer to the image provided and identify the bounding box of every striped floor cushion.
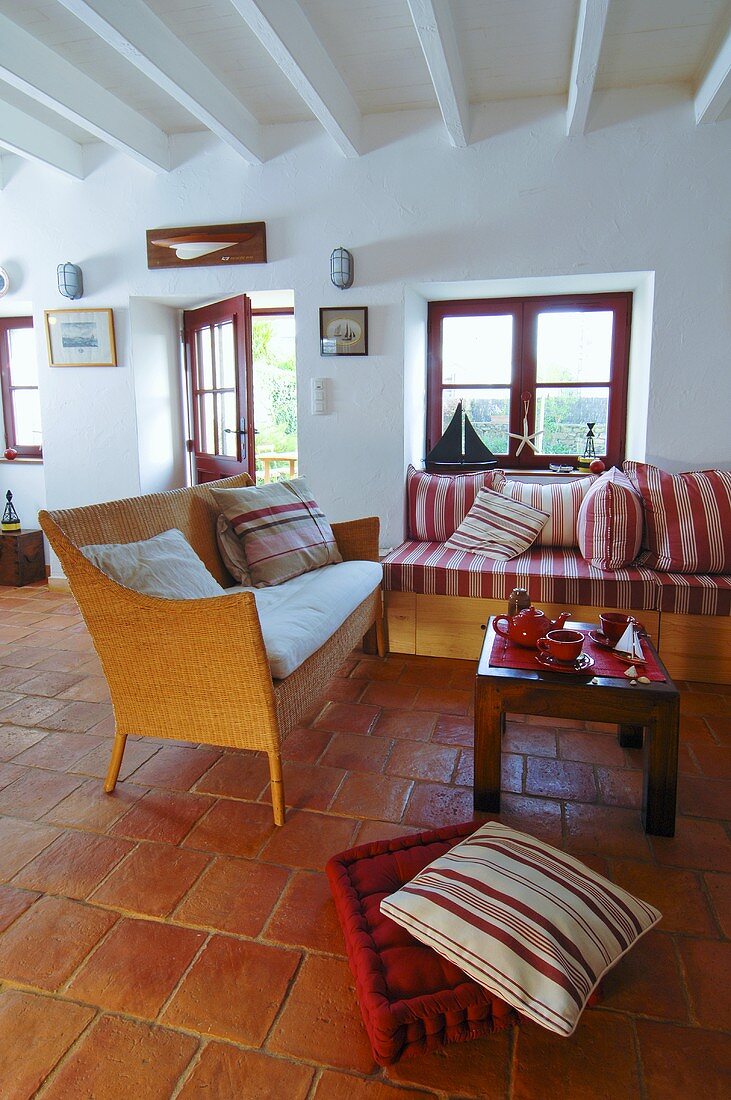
[654,571,731,616]
[382,541,662,610]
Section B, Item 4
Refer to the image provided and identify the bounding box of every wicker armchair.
[39,473,385,826]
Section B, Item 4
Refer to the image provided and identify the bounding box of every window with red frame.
[0,317,42,458]
[427,293,632,470]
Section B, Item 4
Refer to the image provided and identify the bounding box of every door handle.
[223,429,246,436]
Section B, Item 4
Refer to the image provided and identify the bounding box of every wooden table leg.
[642,696,680,836]
[619,724,644,748]
[474,680,502,812]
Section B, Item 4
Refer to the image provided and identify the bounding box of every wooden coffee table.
[474,618,680,836]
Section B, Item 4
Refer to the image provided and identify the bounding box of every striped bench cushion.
[654,572,731,616]
[382,540,662,610]
[492,473,596,547]
[407,465,496,541]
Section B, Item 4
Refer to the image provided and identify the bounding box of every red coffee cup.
[537,629,584,663]
[600,613,637,646]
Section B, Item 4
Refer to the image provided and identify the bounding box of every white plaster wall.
[0,89,728,551]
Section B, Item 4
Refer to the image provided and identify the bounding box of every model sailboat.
[613,622,646,665]
[426,401,497,472]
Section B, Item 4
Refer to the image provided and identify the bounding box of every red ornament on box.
[589,458,605,474]
[3,447,17,461]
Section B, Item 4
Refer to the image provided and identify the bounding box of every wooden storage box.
[0,529,46,586]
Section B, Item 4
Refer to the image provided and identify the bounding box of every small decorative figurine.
[2,490,20,532]
[577,422,597,471]
[508,392,544,456]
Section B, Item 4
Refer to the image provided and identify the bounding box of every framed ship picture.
[45,308,117,367]
[319,307,368,356]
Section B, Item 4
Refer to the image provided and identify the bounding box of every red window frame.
[0,317,42,459]
[427,292,632,470]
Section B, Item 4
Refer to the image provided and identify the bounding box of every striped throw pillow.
[576,467,643,568]
[492,473,596,547]
[444,488,548,559]
[381,822,661,1037]
[624,462,731,574]
[211,478,342,587]
[407,465,497,541]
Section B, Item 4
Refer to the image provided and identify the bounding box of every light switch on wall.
[311,377,328,414]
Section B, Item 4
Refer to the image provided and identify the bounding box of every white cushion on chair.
[81,529,225,600]
[227,560,383,679]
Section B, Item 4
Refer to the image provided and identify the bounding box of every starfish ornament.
[508,393,544,456]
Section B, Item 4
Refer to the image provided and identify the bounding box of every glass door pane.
[252,314,297,483]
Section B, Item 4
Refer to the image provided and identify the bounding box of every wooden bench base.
[385,591,730,685]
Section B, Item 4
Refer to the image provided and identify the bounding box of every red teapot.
[493,607,572,649]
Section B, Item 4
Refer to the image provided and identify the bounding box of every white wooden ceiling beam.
[407,0,469,147]
[0,99,84,179]
[228,0,362,157]
[695,23,731,124]
[55,0,264,164]
[566,0,610,136]
[0,12,169,172]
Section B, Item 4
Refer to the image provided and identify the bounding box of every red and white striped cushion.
[624,462,731,574]
[381,821,661,1037]
[576,467,643,569]
[492,473,595,547]
[407,465,496,541]
[445,489,548,560]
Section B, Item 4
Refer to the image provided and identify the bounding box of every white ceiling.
[0,0,728,176]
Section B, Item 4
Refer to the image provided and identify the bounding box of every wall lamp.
[57,262,84,300]
[330,247,354,290]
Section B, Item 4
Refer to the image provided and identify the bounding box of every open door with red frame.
[183,295,255,482]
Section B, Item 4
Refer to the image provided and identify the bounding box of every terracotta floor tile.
[269,761,346,812]
[354,820,423,846]
[677,938,731,1029]
[564,804,652,861]
[678,775,731,819]
[173,855,289,935]
[498,794,564,843]
[704,872,731,937]
[265,869,344,953]
[268,954,376,1072]
[704,715,731,745]
[0,767,83,820]
[314,1072,431,1099]
[0,696,69,729]
[282,725,332,763]
[314,702,381,735]
[320,732,392,774]
[526,757,597,802]
[359,681,419,709]
[448,661,479,690]
[413,686,471,716]
[650,816,731,872]
[330,773,412,822]
[403,782,476,829]
[67,916,205,1017]
[260,810,357,870]
[430,714,474,747]
[559,729,626,766]
[90,842,211,918]
[58,675,111,703]
[324,677,367,703]
[0,883,40,931]
[110,789,213,845]
[11,829,132,899]
[353,657,404,680]
[123,744,221,791]
[0,690,26,713]
[689,743,731,778]
[0,724,47,761]
[372,709,437,741]
[385,1029,513,1097]
[601,930,689,1021]
[12,730,105,771]
[0,894,116,990]
[191,750,270,798]
[17,670,85,697]
[177,1042,314,1100]
[181,798,275,857]
[0,666,36,690]
[679,715,716,744]
[636,1020,731,1100]
[453,749,473,786]
[70,739,163,783]
[31,700,111,733]
[0,761,25,791]
[513,1011,641,1099]
[0,989,95,1100]
[42,778,146,832]
[503,723,558,757]
[0,815,60,879]
[40,1015,198,1100]
[596,766,643,808]
[609,860,717,936]
[163,934,300,1044]
[680,693,728,718]
[388,740,459,782]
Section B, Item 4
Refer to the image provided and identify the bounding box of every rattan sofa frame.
[39,473,385,826]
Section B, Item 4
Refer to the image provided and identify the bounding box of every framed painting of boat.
[320,307,368,356]
[146,222,267,269]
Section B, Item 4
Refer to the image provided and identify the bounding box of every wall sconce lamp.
[330,247,354,290]
[57,262,84,300]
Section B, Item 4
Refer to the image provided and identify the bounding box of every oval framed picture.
[319,307,368,356]
[0,267,10,298]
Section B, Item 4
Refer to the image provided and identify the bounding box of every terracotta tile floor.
[0,584,730,1099]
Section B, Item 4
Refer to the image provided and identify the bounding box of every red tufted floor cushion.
[326,822,516,1065]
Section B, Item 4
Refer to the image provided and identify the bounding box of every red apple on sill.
[3,447,18,461]
[589,458,605,474]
